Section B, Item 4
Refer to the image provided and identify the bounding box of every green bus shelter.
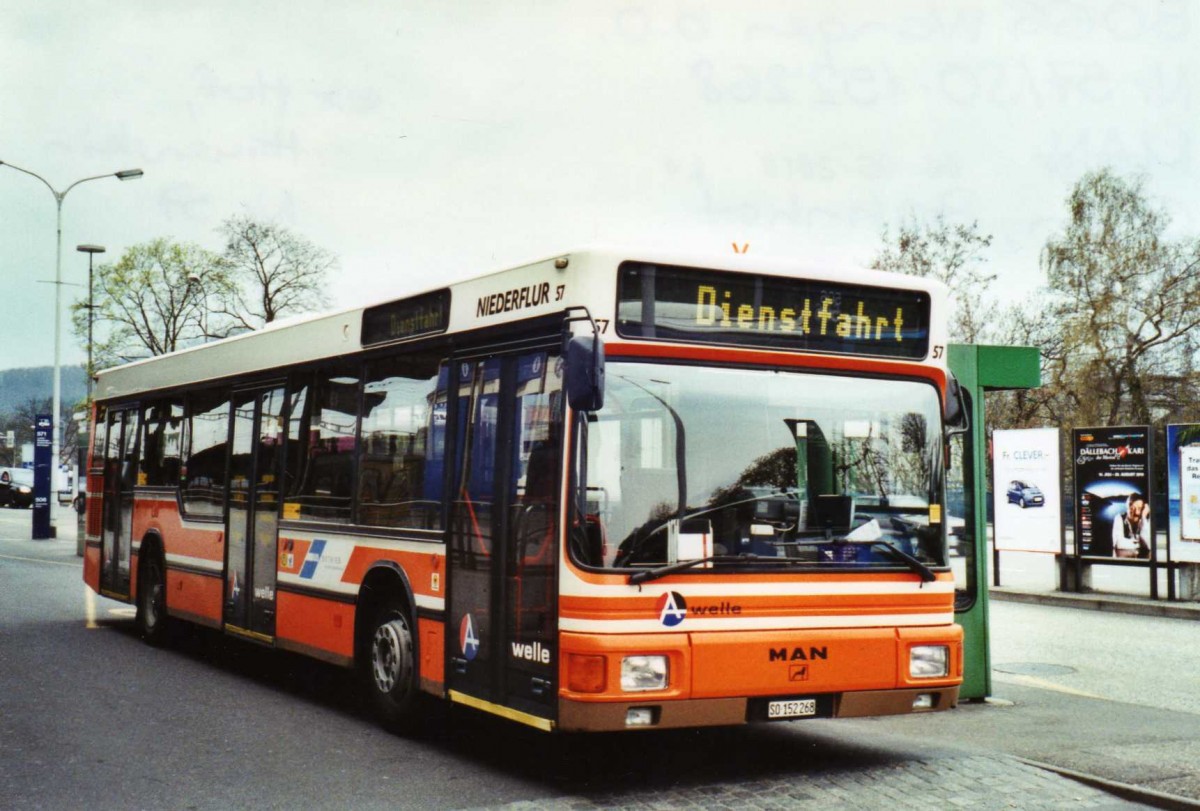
[948,344,1041,700]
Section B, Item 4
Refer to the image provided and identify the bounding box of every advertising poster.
[993,428,1062,553]
[1072,427,1152,560]
[1166,424,1200,563]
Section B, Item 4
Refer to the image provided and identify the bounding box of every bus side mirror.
[945,373,969,435]
[566,334,605,412]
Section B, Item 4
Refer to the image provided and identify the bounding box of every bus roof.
[93,246,949,401]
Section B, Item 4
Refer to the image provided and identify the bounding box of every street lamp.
[77,244,106,405]
[0,159,142,499]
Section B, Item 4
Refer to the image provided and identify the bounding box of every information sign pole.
[32,414,53,540]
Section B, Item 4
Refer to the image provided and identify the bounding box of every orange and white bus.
[84,248,965,732]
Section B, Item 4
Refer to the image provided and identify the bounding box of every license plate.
[767,698,817,719]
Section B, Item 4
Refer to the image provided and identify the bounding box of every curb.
[1019,757,1200,811]
[989,588,1200,621]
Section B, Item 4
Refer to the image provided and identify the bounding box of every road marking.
[85,591,135,627]
[992,671,1106,700]
[0,553,81,568]
[86,587,97,629]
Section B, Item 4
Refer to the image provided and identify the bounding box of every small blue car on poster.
[1006,480,1044,508]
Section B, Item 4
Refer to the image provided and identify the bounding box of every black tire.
[137,548,169,646]
[364,601,418,729]
[1019,497,1026,508]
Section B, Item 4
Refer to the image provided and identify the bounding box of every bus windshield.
[571,362,946,571]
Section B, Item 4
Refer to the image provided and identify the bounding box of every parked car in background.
[1006,480,1044,508]
[0,467,34,508]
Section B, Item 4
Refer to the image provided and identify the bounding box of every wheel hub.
[372,618,412,694]
[146,581,162,626]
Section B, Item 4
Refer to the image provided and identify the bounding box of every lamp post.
[76,244,106,405]
[0,160,142,499]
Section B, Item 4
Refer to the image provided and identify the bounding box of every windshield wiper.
[867,541,936,583]
[627,540,936,586]
[836,540,936,583]
[628,553,790,585]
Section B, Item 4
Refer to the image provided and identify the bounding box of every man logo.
[460,613,479,661]
[657,591,687,627]
[790,664,809,681]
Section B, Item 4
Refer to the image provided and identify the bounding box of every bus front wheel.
[366,601,418,729]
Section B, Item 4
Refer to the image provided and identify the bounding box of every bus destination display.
[616,262,930,359]
[361,289,450,346]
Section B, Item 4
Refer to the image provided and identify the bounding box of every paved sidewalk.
[488,755,1146,809]
[23,502,83,555]
[991,585,1200,621]
[987,544,1200,621]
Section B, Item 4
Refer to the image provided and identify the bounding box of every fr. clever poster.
[993,428,1061,553]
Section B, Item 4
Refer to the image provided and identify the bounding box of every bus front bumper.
[558,685,960,732]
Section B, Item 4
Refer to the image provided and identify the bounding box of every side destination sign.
[616,261,931,359]
[361,289,450,346]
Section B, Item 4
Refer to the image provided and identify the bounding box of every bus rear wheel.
[366,602,418,729]
[137,549,169,646]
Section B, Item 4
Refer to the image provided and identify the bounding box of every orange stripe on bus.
[166,569,224,625]
[276,590,355,660]
[130,500,224,566]
[608,342,947,385]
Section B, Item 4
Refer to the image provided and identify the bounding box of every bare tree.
[215,214,335,332]
[870,216,997,343]
[3,396,80,467]
[1041,168,1200,426]
[982,298,1083,472]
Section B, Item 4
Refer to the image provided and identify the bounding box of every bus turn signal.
[567,653,607,693]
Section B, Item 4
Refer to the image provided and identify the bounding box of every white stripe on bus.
[558,612,954,634]
[272,572,445,611]
[559,569,954,598]
[164,552,222,573]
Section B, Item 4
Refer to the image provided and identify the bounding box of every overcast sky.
[2,1,1196,372]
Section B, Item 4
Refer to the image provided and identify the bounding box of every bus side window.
[140,398,184,487]
[284,363,359,524]
[358,353,441,530]
[947,389,977,610]
[91,407,108,476]
[182,390,230,518]
[120,409,141,489]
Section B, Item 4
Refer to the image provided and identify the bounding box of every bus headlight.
[910,645,949,678]
[621,655,668,691]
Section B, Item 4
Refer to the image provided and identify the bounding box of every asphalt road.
[2,505,1188,809]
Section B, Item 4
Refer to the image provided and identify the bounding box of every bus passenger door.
[100,407,138,599]
[448,358,501,705]
[503,353,561,718]
[225,385,285,640]
[448,350,561,726]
